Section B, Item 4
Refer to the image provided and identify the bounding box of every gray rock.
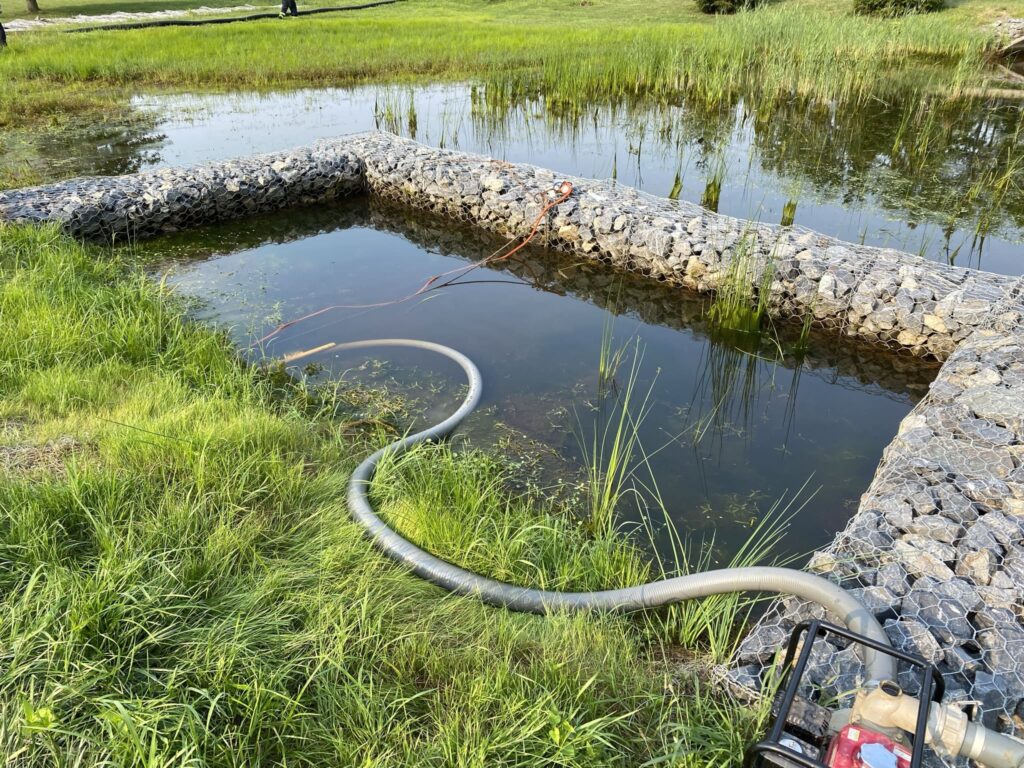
[885,618,943,664]
[904,515,962,544]
[893,538,956,581]
[902,589,974,644]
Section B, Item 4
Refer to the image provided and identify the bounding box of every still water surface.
[149,198,938,564]
[27,82,1023,274]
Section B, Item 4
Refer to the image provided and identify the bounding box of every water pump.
[746,620,992,768]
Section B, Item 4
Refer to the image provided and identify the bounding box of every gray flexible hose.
[342,339,1024,767]
[962,722,1024,768]
[340,338,896,683]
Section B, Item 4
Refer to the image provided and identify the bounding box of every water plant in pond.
[597,313,629,398]
[701,176,722,213]
[781,199,797,227]
[708,233,774,335]
[577,338,658,537]
[668,166,684,201]
[641,491,802,662]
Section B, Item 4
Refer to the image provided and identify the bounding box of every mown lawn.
[0,223,774,766]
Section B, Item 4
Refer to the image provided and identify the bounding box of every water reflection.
[8,82,1020,274]
[149,197,938,564]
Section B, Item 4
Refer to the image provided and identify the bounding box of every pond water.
[149,197,938,564]
[15,82,1024,274]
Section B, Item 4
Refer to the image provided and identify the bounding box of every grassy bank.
[0,0,1015,136]
[0,223,772,766]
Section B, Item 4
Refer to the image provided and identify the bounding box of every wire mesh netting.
[729,327,1024,765]
[350,132,1024,363]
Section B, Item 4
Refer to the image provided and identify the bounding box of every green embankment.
[0,223,771,766]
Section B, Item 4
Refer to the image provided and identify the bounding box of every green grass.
[0,223,780,766]
[0,0,1017,136]
[1,0,268,20]
[0,0,707,22]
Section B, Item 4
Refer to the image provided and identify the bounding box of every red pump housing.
[824,725,912,768]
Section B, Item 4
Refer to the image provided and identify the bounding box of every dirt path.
[5,4,265,31]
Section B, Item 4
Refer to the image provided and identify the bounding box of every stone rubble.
[343,132,1024,361]
[3,131,1024,747]
[0,143,365,241]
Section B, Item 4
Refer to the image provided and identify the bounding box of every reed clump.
[708,234,774,335]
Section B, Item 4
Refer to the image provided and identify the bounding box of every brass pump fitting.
[849,680,1024,767]
[850,680,968,758]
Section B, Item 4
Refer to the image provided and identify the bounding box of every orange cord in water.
[252,180,575,348]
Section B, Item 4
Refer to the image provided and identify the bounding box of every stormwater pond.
[146,196,939,566]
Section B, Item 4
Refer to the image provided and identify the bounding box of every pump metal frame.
[745,619,944,768]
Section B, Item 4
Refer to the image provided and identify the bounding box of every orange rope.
[251,181,575,348]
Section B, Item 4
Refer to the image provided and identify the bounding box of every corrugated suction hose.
[340,338,895,682]
[342,338,1024,767]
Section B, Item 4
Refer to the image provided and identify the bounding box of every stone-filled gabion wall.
[0,143,365,241]
[344,133,1024,361]
[3,131,1024,751]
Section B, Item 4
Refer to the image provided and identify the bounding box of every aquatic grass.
[708,232,775,335]
[614,371,807,663]
[575,338,660,537]
[640,490,805,662]
[597,311,629,397]
[700,164,725,213]
[781,199,797,228]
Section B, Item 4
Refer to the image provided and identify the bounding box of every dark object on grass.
[0,21,6,48]
[695,0,759,14]
[853,0,943,16]
[280,0,298,16]
[68,0,399,33]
